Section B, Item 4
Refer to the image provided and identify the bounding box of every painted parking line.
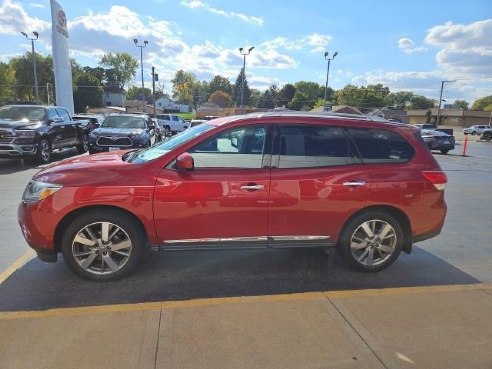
[1,283,491,321]
[0,249,35,285]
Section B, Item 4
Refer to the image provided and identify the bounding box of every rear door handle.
[240,184,265,191]
[342,181,366,187]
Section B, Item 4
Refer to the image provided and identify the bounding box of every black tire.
[471,131,477,135]
[483,133,492,141]
[36,138,51,164]
[440,149,449,154]
[77,134,89,154]
[336,211,403,272]
[61,209,146,281]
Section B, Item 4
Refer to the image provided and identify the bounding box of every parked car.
[463,125,490,135]
[482,127,492,141]
[87,113,155,154]
[420,129,455,154]
[18,112,448,281]
[72,113,104,131]
[414,123,437,130]
[155,114,189,135]
[0,104,89,163]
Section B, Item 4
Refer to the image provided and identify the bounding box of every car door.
[56,108,76,146]
[268,123,371,247]
[47,108,65,149]
[153,124,272,248]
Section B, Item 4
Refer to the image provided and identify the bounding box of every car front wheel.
[61,209,145,281]
[471,131,477,135]
[337,211,403,272]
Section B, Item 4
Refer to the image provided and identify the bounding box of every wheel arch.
[342,205,413,254]
[53,205,149,253]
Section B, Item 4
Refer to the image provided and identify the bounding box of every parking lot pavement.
[1,284,492,369]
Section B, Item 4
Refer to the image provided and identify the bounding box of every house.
[367,108,408,123]
[311,105,363,115]
[102,87,125,107]
[155,96,191,113]
[407,109,491,127]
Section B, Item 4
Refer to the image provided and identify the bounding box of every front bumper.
[0,142,37,158]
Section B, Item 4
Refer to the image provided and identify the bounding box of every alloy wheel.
[350,219,397,267]
[71,221,133,275]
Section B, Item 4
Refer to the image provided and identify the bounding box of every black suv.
[0,105,88,163]
[87,113,155,154]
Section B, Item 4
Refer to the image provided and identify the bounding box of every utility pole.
[152,66,157,117]
[436,80,456,125]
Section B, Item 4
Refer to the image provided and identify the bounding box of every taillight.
[421,171,447,191]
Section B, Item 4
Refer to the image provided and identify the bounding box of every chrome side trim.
[269,235,330,241]
[163,236,268,244]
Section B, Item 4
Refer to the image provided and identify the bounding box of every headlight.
[22,180,62,203]
[15,130,36,138]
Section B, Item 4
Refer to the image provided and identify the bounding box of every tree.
[277,84,296,107]
[453,99,469,110]
[9,52,54,103]
[288,81,321,110]
[336,84,389,109]
[233,69,251,107]
[127,86,152,101]
[208,90,231,108]
[258,89,275,109]
[249,88,261,108]
[207,75,233,97]
[471,96,492,111]
[73,67,103,113]
[384,91,414,110]
[99,52,138,90]
[408,95,435,110]
[0,62,16,104]
[171,70,198,105]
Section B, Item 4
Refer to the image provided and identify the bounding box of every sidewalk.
[1,283,491,369]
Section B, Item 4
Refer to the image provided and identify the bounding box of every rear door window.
[347,128,414,163]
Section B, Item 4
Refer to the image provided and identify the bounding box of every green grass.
[176,112,195,120]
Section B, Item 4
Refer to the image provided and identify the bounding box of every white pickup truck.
[155,114,189,136]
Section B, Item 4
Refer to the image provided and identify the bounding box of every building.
[102,87,125,107]
[155,96,191,113]
[366,108,409,123]
[407,109,492,127]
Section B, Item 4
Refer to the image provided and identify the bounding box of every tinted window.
[102,116,146,129]
[276,125,351,168]
[348,128,414,163]
[56,108,70,121]
[0,106,47,121]
[188,125,268,169]
[48,109,59,120]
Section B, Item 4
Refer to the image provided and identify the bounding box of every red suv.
[18,112,447,281]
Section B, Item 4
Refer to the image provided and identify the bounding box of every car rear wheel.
[483,133,492,141]
[61,210,145,281]
[440,149,449,154]
[77,134,89,154]
[471,131,477,135]
[337,211,403,272]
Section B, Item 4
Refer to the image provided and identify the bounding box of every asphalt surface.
[0,138,491,312]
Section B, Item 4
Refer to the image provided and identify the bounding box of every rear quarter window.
[347,127,415,163]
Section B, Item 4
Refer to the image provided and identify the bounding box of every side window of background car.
[276,125,352,168]
[48,109,59,120]
[187,125,268,169]
[55,108,70,122]
[172,116,179,122]
[347,128,415,163]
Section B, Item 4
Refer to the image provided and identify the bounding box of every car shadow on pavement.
[0,149,82,175]
[0,245,481,312]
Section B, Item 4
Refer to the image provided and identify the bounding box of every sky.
[1,0,491,105]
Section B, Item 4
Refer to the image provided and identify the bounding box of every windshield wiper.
[122,149,140,162]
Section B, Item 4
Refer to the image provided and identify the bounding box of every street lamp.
[239,46,254,108]
[133,39,148,112]
[21,31,39,104]
[323,51,338,111]
[436,80,456,125]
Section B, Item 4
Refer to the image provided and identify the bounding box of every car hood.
[33,151,133,186]
[93,127,145,136]
[0,119,40,130]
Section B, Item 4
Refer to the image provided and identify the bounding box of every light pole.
[323,51,338,111]
[436,80,455,125]
[133,39,148,112]
[239,46,254,108]
[21,31,39,104]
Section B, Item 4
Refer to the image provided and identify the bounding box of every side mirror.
[175,153,194,171]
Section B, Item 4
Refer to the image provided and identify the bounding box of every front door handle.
[240,184,265,191]
[342,181,366,187]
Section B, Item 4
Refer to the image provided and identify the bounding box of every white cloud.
[0,0,50,35]
[180,0,263,26]
[305,33,332,53]
[398,37,427,54]
[425,19,492,76]
[29,2,44,8]
[260,33,331,54]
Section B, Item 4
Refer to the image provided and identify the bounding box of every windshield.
[101,115,146,129]
[130,123,213,163]
[0,106,47,121]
